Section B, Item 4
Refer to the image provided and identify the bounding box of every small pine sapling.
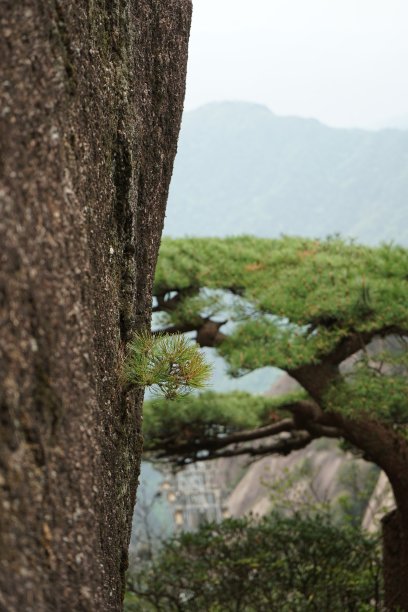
[124,331,212,400]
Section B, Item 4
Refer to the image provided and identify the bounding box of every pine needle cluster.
[124,331,212,400]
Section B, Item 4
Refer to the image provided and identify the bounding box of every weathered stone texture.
[0,1,191,610]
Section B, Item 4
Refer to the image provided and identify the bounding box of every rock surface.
[0,1,191,610]
[226,373,379,522]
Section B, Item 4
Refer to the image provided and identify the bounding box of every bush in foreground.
[126,511,382,611]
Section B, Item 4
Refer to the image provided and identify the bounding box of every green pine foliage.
[155,236,408,337]
[153,236,408,422]
[124,332,212,400]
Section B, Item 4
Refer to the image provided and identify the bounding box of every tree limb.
[156,318,228,347]
[146,417,296,456]
[171,432,314,466]
[144,400,344,465]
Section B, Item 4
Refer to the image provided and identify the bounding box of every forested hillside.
[165,102,408,244]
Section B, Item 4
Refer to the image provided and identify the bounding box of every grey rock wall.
[0,1,191,610]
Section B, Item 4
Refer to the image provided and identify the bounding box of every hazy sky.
[184,0,408,128]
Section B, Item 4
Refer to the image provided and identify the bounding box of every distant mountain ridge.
[376,114,408,130]
[165,102,408,244]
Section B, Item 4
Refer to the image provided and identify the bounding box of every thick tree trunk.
[382,510,408,611]
[336,416,408,610]
[0,1,191,610]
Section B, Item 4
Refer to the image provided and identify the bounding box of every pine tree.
[145,236,408,609]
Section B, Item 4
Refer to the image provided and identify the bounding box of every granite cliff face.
[0,2,191,610]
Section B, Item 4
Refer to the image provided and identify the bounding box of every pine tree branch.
[169,431,314,465]
[144,399,344,465]
[146,417,296,456]
[156,318,228,347]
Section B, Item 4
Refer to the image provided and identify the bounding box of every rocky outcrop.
[226,373,379,521]
[0,1,191,610]
[225,438,378,519]
[363,472,394,532]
